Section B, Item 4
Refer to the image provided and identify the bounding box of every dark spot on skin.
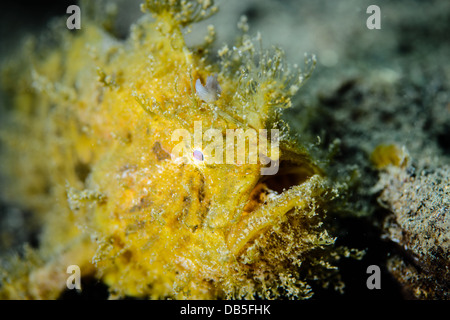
[122,250,133,263]
[152,141,171,160]
[125,132,132,144]
[75,161,91,184]
[198,175,205,204]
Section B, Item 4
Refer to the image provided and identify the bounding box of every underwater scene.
[0,0,448,301]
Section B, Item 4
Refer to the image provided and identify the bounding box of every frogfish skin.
[0,0,353,299]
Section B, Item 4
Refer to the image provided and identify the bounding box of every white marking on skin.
[195,74,222,103]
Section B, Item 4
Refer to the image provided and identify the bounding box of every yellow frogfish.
[0,0,353,299]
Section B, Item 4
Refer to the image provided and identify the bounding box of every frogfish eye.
[193,150,204,161]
